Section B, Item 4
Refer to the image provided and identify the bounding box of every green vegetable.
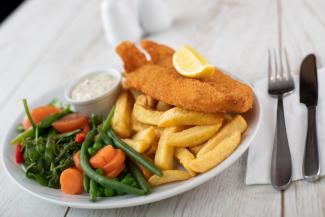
[97,187,104,197]
[102,106,115,132]
[131,182,139,188]
[11,129,34,145]
[54,141,79,163]
[55,129,81,139]
[38,106,71,128]
[93,142,103,151]
[121,176,132,185]
[90,114,102,129]
[23,99,37,130]
[104,188,115,197]
[48,99,63,108]
[128,160,150,193]
[16,124,25,133]
[11,106,71,144]
[89,178,97,202]
[22,123,80,189]
[107,129,162,177]
[27,173,48,186]
[89,169,106,201]
[83,174,90,193]
[115,190,126,195]
[88,147,97,156]
[80,129,145,196]
[98,128,112,145]
[96,168,104,175]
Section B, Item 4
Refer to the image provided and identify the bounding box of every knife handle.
[271,95,292,190]
[303,106,320,181]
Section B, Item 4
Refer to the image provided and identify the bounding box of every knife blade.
[299,54,320,181]
[300,54,318,106]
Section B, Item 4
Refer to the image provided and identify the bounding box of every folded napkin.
[246,68,325,185]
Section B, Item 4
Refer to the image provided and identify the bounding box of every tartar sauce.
[71,73,116,101]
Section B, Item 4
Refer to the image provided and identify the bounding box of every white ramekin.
[64,69,121,117]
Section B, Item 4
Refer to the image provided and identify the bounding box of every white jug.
[138,0,172,34]
[101,0,143,46]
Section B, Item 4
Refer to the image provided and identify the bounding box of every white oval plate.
[1,73,261,209]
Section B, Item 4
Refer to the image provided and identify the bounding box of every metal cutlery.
[268,49,294,190]
[300,54,320,181]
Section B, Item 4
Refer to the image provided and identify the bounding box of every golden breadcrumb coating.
[115,40,253,113]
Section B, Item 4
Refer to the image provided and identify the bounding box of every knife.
[300,54,320,181]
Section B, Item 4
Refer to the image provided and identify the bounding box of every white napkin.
[246,68,325,185]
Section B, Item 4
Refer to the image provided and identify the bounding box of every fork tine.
[283,48,292,80]
[279,49,284,79]
[272,49,279,80]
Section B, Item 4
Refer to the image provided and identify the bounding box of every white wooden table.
[1,0,325,216]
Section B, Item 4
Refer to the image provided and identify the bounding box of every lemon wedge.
[173,45,215,78]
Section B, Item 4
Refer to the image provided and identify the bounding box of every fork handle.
[271,95,292,190]
[303,106,320,181]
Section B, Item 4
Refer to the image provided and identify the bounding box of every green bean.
[116,190,126,195]
[102,106,115,132]
[38,106,71,128]
[90,114,97,129]
[98,128,112,145]
[11,129,34,144]
[80,129,145,196]
[128,160,150,193]
[23,99,37,130]
[108,129,162,177]
[55,129,81,139]
[89,178,97,202]
[83,174,90,193]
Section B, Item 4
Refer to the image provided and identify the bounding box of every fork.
[268,49,295,191]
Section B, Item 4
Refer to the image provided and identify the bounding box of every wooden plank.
[280,0,325,216]
[0,0,85,108]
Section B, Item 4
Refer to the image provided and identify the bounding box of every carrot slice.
[89,145,116,168]
[60,167,83,194]
[22,105,61,130]
[73,151,82,171]
[106,163,125,179]
[52,114,88,133]
[102,149,126,173]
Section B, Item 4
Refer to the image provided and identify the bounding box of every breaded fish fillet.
[116,40,253,113]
